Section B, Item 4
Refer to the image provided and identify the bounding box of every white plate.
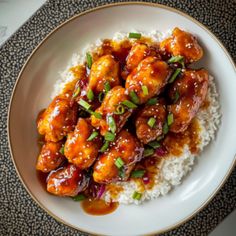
[8,3,236,235]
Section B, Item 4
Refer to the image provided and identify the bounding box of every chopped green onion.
[168,55,184,63]
[129,32,142,39]
[114,104,125,115]
[146,97,158,105]
[119,167,125,179]
[115,157,124,169]
[71,194,86,201]
[129,91,140,104]
[147,117,156,128]
[168,68,182,83]
[142,85,149,95]
[59,145,64,155]
[143,148,154,157]
[104,81,111,94]
[86,52,92,69]
[173,91,180,103]
[72,86,81,98]
[163,122,169,134]
[87,89,94,101]
[148,141,160,149]
[105,132,115,142]
[90,111,102,119]
[131,170,145,178]
[87,131,99,141]
[132,191,142,200]
[98,92,104,103]
[121,100,137,109]
[108,116,116,133]
[167,113,174,126]
[78,99,91,110]
[100,141,110,153]
[157,134,165,141]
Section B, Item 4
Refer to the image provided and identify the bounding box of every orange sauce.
[201,99,210,110]
[163,118,200,156]
[106,184,124,200]
[81,198,118,215]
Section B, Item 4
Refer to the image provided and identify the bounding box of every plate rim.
[7,1,236,235]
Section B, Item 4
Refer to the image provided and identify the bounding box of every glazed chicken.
[125,57,171,104]
[36,141,65,173]
[168,69,209,133]
[64,118,102,169]
[88,55,120,94]
[93,130,143,184]
[135,100,167,144]
[160,27,203,63]
[91,86,133,136]
[47,164,89,196]
[37,93,78,142]
[126,43,149,72]
[36,28,211,203]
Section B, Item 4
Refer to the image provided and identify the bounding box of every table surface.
[0,0,235,235]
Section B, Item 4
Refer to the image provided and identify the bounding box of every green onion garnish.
[100,141,110,153]
[78,99,91,110]
[115,157,124,169]
[119,167,125,179]
[146,97,158,105]
[168,55,184,64]
[108,116,116,133]
[71,194,86,201]
[147,117,156,128]
[129,32,142,39]
[121,100,137,109]
[104,81,111,94]
[72,86,81,98]
[142,85,149,96]
[129,91,140,104]
[114,104,125,115]
[168,68,182,83]
[87,89,94,101]
[132,191,142,200]
[167,113,174,126]
[148,141,160,149]
[87,131,99,141]
[86,52,92,69]
[90,111,102,119]
[143,148,154,157]
[59,145,64,155]
[131,170,145,178]
[157,134,165,141]
[173,91,180,103]
[98,92,104,103]
[105,132,116,142]
[163,122,169,134]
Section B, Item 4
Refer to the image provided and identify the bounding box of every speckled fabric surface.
[0,0,235,235]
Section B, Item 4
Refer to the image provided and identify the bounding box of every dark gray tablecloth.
[0,0,235,235]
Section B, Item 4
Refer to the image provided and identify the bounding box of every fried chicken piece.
[37,93,77,142]
[36,141,65,173]
[125,57,171,104]
[160,27,203,63]
[93,130,143,184]
[168,69,209,133]
[91,86,133,136]
[88,55,120,94]
[64,118,102,169]
[47,164,89,197]
[135,100,167,144]
[126,43,149,71]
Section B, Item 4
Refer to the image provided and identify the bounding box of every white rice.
[52,31,221,204]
